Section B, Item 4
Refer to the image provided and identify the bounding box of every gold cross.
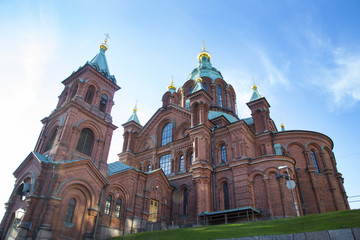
[105,33,110,43]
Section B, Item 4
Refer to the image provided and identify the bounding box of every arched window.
[76,128,95,156]
[114,198,122,218]
[203,83,207,92]
[217,85,223,107]
[310,150,320,173]
[147,164,151,172]
[85,85,95,104]
[179,155,184,172]
[104,195,112,215]
[161,123,173,146]
[183,189,188,215]
[99,94,108,112]
[45,129,57,152]
[223,182,229,210]
[190,152,194,165]
[64,198,76,223]
[221,145,226,163]
[160,154,171,175]
[70,84,78,99]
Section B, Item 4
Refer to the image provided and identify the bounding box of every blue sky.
[0,0,359,219]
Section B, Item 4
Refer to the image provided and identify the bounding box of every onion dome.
[187,46,223,81]
[168,79,176,93]
[280,121,285,131]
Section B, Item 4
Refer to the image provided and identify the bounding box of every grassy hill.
[109,209,360,240]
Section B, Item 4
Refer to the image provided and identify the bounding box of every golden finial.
[100,33,110,51]
[280,121,285,128]
[252,77,257,90]
[133,100,138,112]
[104,33,110,43]
[196,77,202,82]
[168,76,176,91]
[197,41,211,60]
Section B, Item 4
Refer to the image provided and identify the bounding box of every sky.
[0,0,359,219]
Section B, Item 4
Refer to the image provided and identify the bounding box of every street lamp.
[278,166,300,216]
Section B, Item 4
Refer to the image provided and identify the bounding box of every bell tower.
[33,38,120,175]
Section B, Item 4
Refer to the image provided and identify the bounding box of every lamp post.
[278,166,300,217]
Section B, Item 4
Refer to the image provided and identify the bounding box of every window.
[179,155,184,172]
[217,85,223,107]
[76,128,95,156]
[146,164,151,172]
[104,195,112,215]
[149,199,158,222]
[70,84,78,99]
[203,83,207,92]
[161,123,173,146]
[45,129,57,152]
[190,152,193,165]
[160,154,171,175]
[228,93,232,108]
[223,183,229,210]
[114,198,122,218]
[183,189,188,215]
[310,150,320,173]
[99,94,108,112]
[221,145,227,163]
[85,85,95,104]
[64,198,76,223]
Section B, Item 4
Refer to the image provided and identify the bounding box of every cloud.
[325,49,360,107]
[255,49,290,87]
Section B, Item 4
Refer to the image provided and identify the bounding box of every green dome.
[187,50,223,81]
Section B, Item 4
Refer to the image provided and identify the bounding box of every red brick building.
[0,42,349,240]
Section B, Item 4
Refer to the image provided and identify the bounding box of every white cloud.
[256,49,290,87]
[325,50,360,107]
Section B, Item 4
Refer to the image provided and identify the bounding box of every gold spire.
[196,77,202,82]
[280,121,285,129]
[252,76,258,90]
[168,76,176,91]
[197,40,211,60]
[133,100,138,112]
[100,33,110,51]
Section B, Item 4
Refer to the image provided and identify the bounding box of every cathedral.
[0,40,349,240]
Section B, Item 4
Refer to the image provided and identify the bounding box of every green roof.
[126,109,141,125]
[88,47,117,84]
[107,161,134,176]
[208,111,239,123]
[250,87,262,101]
[187,51,223,81]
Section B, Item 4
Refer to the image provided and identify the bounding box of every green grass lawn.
[109,209,360,240]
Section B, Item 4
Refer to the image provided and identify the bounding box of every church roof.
[208,111,239,123]
[249,83,262,102]
[187,49,223,81]
[33,152,51,163]
[243,117,254,125]
[192,78,205,93]
[107,161,134,176]
[87,41,117,84]
[126,107,141,125]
